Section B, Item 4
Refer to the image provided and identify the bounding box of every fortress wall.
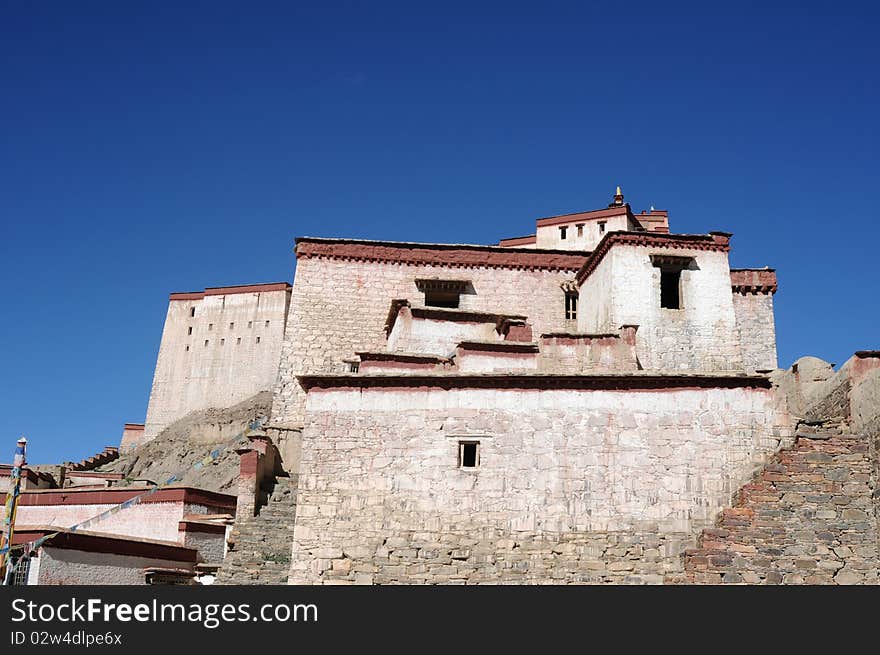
[288,382,792,584]
[733,292,778,371]
[144,286,291,440]
[271,254,582,428]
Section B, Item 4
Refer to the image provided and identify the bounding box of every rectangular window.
[204,340,209,347]
[559,226,567,240]
[256,336,261,344]
[565,292,578,320]
[660,270,681,309]
[347,362,359,373]
[576,223,584,237]
[187,326,192,335]
[424,290,460,308]
[598,221,607,234]
[190,307,196,317]
[236,337,241,345]
[248,321,253,328]
[220,338,225,346]
[458,441,480,469]
[208,323,213,331]
[185,345,190,352]
[229,322,234,330]
[265,320,270,328]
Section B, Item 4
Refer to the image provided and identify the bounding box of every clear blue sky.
[2,2,877,463]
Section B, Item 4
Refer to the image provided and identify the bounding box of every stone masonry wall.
[685,428,878,584]
[271,257,579,427]
[732,292,778,371]
[288,384,792,584]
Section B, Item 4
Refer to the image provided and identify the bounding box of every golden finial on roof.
[610,185,625,207]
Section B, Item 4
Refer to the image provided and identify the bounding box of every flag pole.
[0,437,28,585]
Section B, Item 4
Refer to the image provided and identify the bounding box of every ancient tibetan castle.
[4,188,878,585]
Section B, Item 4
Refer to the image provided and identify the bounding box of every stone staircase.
[66,446,119,471]
[684,420,879,584]
[215,476,298,585]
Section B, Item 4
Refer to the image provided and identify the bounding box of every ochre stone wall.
[288,384,792,584]
[271,257,580,427]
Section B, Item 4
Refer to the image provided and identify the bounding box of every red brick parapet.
[575,232,732,285]
[730,268,778,295]
[169,282,291,301]
[295,237,586,272]
[536,206,629,227]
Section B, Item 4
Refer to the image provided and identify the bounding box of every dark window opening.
[204,340,209,347]
[565,292,578,320]
[220,338,225,346]
[229,322,234,329]
[208,323,213,331]
[598,221,607,234]
[576,223,584,237]
[256,336,261,344]
[559,226,567,240]
[187,326,192,335]
[660,270,681,309]
[265,320,270,328]
[248,321,253,328]
[236,337,241,345]
[424,290,460,308]
[190,307,196,317]
[347,361,359,373]
[459,441,480,469]
[185,345,189,352]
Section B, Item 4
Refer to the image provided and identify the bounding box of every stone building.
[118,188,878,584]
[143,282,291,440]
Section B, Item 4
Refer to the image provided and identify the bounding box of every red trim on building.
[65,471,126,480]
[575,232,732,284]
[456,341,539,353]
[730,268,778,295]
[497,235,537,247]
[295,238,586,272]
[536,207,628,227]
[178,520,227,535]
[123,423,145,431]
[357,352,451,364]
[11,527,198,562]
[169,282,291,301]
[298,373,771,391]
[17,486,236,511]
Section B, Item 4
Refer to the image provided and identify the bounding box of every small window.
[256,336,261,344]
[190,307,196,317]
[424,290,460,308]
[229,322,234,330]
[660,270,681,309]
[208,323,213,331]
[185,345,190,352]
[187,326,192,335]
[347,361,359,373]
[236,337,241,345]
[248,321,253,328]
[265,320,270,328]
[576,223,584,237]
[598,221,607,234]
[204,340,209,347]
[565,291,578,320]
[559,226,567,240]
[459,441,480,469]
[220,338,225,346]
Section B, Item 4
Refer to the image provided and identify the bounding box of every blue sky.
[1,2,877,463]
